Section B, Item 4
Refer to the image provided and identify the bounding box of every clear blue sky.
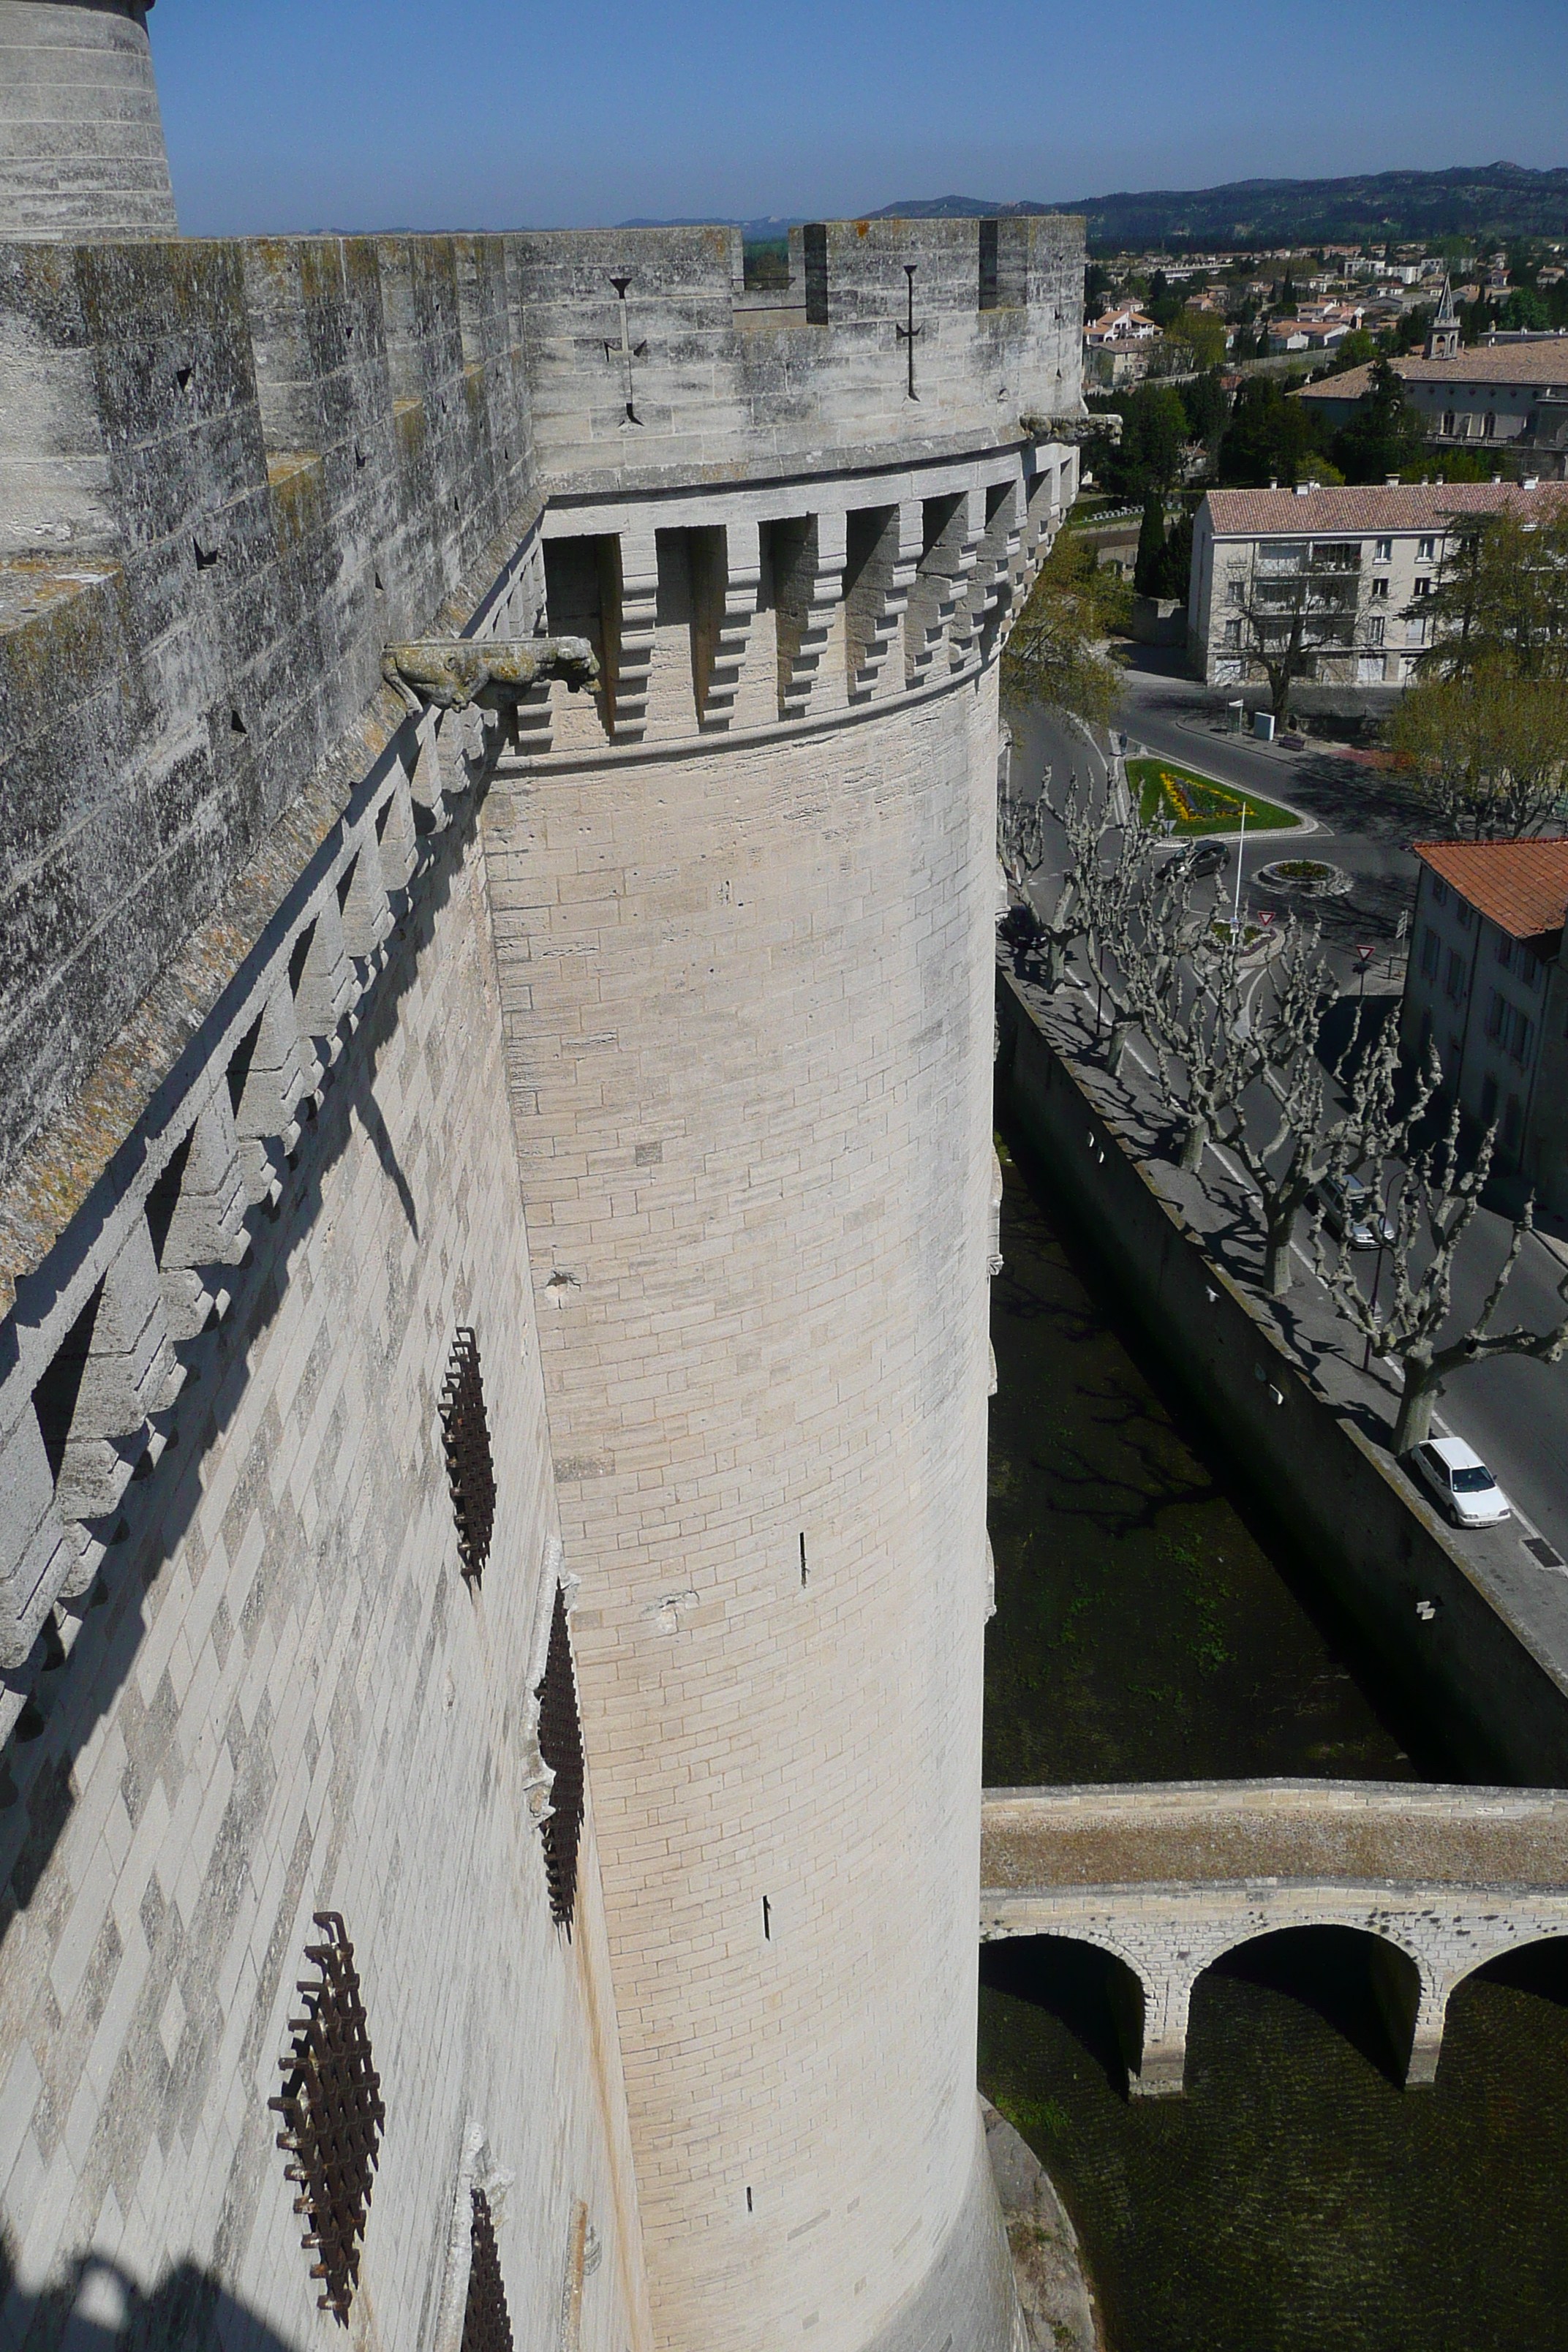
[151,0,1565,237]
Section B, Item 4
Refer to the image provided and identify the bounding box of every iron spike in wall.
[440,1327,497,1583]
[461,2187,516,2352]
[268,1912,385,2326]
[537,1585,586,1931]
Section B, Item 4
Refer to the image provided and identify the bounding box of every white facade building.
[1186,480,1568,690]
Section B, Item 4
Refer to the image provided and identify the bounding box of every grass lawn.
[1128,756,1301,835]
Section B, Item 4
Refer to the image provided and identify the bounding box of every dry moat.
[981,1129,1568,2351]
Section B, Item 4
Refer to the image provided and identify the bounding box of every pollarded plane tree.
[1314,1106,1568,1455]
[1074,806,1199,1079]
[996,770,1140,996]
[1215,937,1435,1298]
[1143,912,1260,1175]
[1146,912,1423,1296]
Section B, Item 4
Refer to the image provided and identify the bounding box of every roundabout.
[1254,857,1353,900]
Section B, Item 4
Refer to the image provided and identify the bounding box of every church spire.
[1427,273,1460,361]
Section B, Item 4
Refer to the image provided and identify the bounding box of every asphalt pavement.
[1004,657,1568,1577]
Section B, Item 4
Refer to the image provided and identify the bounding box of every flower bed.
[1128,757,1300,836]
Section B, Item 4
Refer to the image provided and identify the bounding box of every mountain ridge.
[616,165,1568,248]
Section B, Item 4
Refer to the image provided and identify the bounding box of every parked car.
[1313,1172,1395,1251]
[1411,1436,1512,1529]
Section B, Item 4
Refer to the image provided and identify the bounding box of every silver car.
[1314,1172,1395,1251]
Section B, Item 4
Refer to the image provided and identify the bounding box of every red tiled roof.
[1415,840,1568,941]
[1202,481,1568,536]
[1299,343,1568,401]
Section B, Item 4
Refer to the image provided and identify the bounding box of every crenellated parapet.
[0,219,1082,1204]
[0,210,1082,1733]
[514,216,1084,494]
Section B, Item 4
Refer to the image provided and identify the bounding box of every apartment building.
[1400,843,1568,1202]
[1186,479,1567,690]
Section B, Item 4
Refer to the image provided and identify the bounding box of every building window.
[271,1914,385,2326]
[1371,577,1390,599]
[1223,617,1242,649]
[1417,537,1436,561]
[537,1583,587,1930]
[1445,949,1466,1002]
[1412,576,1431,597]
[441,1329,497,1585]
[1486,992,1534,1064]
[1420,926,1439,979]
[1431,877,1449,907]
[1374,538,1392,562]
[1365,616,1385,646]
[1457,902,1473,931]
[1442,412,1455,437]
[462,2190,516,2352]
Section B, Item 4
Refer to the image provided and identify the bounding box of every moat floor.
[984,1132,1418,1789]
[981,1131,1568,2351]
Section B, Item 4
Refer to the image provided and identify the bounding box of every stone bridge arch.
[981,1779,1568,2100]
[983,1898,1446,2097]
[981,1926,1153,2089]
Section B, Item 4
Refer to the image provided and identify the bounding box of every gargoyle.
[1022,409,1120,446]
[381,636,600,722]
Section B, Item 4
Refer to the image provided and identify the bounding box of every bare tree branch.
[1314,1105,1568,1453]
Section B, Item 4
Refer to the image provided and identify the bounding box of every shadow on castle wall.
[1,2236,301,2352]
[0,788,474,1954]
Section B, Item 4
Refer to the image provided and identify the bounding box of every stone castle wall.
[0,798,651,2350]
[0,206,1087,2352]
[0,230,539,1202]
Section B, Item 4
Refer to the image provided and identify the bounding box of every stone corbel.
[48,1218,186,1527]
[611,526,659,742]
[943,487,989,668]
[848,502,921,704]
[154,1091,252,1343]
[699,519,762,726]
[777,510,848,720]
[230,977,323,1205]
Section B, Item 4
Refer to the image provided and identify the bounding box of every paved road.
[1005,663,1568,1577]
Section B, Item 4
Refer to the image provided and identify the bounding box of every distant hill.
[869,165,1568,249]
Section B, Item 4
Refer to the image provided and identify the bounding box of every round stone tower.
[0,0,177,238]
[484,218,1087,2352]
